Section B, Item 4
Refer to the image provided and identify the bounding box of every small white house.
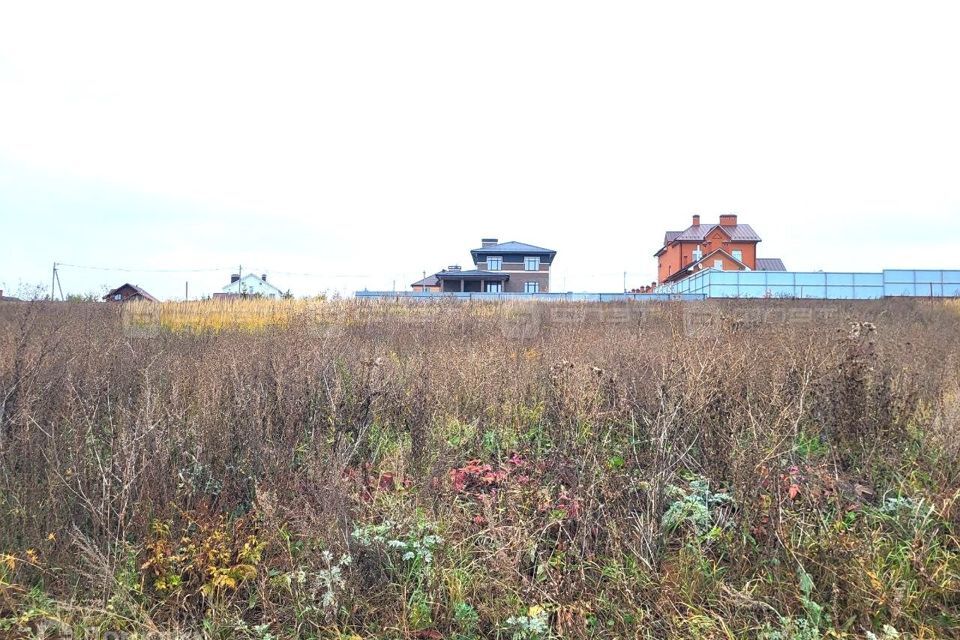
[216,273,285,299]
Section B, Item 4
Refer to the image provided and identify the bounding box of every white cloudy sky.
[1,1,959,298]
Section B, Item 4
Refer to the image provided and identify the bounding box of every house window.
[714,260,724,271]
[524,281,540,293]
[524,256,540,271]
[487,256,502,271]
[732,250,743,262]
[692,247,703,262]
[486,282,503,293]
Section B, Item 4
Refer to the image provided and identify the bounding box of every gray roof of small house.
[411,274,440,287]
[756,258,787,271]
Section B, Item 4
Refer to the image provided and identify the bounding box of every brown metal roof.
[655,223,762,257]
[664,231,682,244]
[673,223,762,242]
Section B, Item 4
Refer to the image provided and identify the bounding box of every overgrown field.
[1,299,959,639]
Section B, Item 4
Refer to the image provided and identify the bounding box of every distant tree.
[66,291,103,302]
[282,289,294,299]
[14,282,50,301]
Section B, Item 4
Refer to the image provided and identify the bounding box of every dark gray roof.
[411,274,439,287]
[436,269,510,281]
[756,258,786,271]
[471,240,555,254]
[470,241,557,264]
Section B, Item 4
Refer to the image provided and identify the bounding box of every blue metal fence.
[354,291,707,302]
[659,269,960,299]
[355,270,960,301]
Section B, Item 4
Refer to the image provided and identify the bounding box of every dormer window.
[487,256,502,271]
[692,246,703,262]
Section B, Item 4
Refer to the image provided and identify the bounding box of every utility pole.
[623,271,627,293]
[185,281,189,301]
[51,262,57,301]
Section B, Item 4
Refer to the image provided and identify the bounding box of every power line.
[56,262,229,273]
[243,267,374,278]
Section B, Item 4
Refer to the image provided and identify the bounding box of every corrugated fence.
[661,269,960,299]
[355,270,960,301]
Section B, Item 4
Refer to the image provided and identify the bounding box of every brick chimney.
[447,265,461,272]
[261,273,267,282]
[692,214,700,226]
[230,273,240,284]
[481,238,498,248]
[719,214,738,226]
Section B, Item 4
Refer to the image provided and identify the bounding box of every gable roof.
[103,283,158,302]
[674,223,762,243]
[756,258,786,271]
[663,248,751,283]
[221,274,284,296]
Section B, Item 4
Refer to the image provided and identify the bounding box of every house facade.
[415,238,557,293]
[214,273,285,299]
[655,214,785,284]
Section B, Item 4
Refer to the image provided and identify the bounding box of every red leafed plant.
[450,460,508,494]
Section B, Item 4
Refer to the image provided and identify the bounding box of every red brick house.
[655,214,785,284]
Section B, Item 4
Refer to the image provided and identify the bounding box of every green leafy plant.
[662,476,734,537]
[505,605,550,640]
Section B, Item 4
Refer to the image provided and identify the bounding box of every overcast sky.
[2,1,959,299]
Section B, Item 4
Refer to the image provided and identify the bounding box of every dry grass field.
[1,298,958,639]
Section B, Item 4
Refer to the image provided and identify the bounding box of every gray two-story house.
[428,238,557,293]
